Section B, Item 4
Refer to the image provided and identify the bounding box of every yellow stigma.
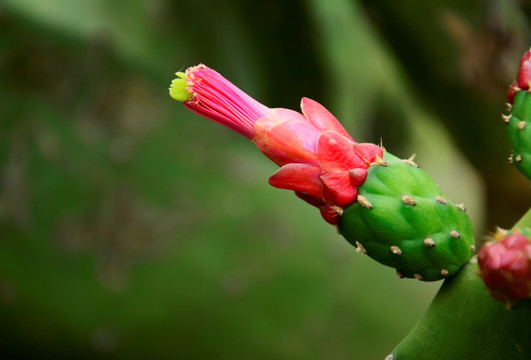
[169,71,191,102]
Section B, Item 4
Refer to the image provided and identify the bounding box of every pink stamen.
[185,65,270,139]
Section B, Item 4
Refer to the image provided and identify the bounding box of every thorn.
[424,238,436,247]
[331,205,344,216]
[414,273,424,281]
[470,245,476,252]
[378,138,387,152]
[518,121,527,130]
[391,246,403,255]
[502,114,512,124]
[440,269,449,276]
[402,154,419,167]
[335,225,341,235]
[508,154,514,164]
[516,154,523,163]
[505,103,513,112]
[456,203,466,212]
[396,270,404,279]
[450,230,461,239]
[372,156,389,166]
[494,227,508,241]
[357,195,373,209]
[355,241,367,255]
[401,195,417,206]
[435,196,447,205]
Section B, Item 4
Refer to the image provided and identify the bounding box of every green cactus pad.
[507,91,531,180]
[339,152,475,281]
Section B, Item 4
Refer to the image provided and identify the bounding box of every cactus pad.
[339,152,475,281]
[506,91,531,180]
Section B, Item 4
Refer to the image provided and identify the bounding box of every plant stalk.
[389,208,531,359]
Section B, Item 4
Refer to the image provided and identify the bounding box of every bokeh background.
[1,0,531,359]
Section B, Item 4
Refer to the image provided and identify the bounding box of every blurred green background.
[1,0,530,359]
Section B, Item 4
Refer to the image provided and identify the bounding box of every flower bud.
[478,229,531,306]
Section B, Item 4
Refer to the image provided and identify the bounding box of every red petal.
[349,168,368,187]
[517,50,531,90]
[317,132,366,173]
[321,172,358,207]
[353,143,383,165]
[300,97,353,141]
[320,205,341,225]
[268,163,323,199]
[253,108,320,166]
[295,191,324,208]
[504,233,530,249]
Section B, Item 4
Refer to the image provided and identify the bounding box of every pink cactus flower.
[477,231,531,305]
[170,64,382,224]
[508,49,531,103]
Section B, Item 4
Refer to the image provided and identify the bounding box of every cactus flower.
[508,49,531,104]
[170,64,475,281]
[170,64,382,224]
[477,229,531,306]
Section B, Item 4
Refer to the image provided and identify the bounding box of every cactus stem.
[456,203,466,212]
[450,230,461,239]
[372,156,389,166]
[518,121,527,130]
[502,114,512,124]
[508,154,514,164]
[414,273,424,281]
[435,196,448,205]
[391,245,403,255]
[505,102,513,112]
[401,195,417,206]
[355,241,367,254]
[402,154,419,167]
[423,238,437,247]
[516,154,523,163]
[440,269,449,276]
[357,195,373,209]
[396,270,405,279]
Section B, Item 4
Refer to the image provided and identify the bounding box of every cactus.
[506,50,531,180]
[340,152,475,281]
[388,209,531,360]
[388,256,531,360]
[505,91,531,179]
